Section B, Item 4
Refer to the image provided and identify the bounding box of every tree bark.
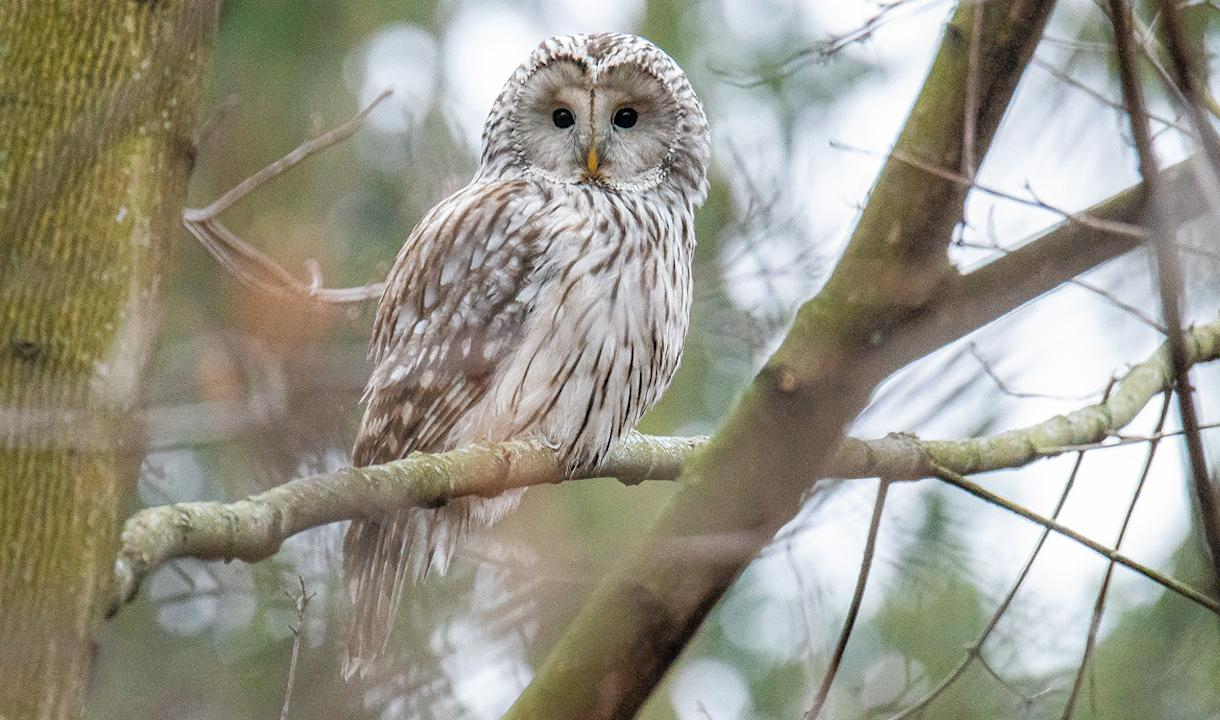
[0,3,217,718]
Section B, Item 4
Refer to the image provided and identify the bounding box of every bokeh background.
[86,1,1220,718]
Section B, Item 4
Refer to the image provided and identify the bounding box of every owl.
[343,32,710,676]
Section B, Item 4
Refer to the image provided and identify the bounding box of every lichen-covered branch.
[114,316,1220,615]
[112,434,700,609]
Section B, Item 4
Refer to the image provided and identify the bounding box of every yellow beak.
[586,144,599,175]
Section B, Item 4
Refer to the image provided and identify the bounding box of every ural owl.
[344,32,710,675]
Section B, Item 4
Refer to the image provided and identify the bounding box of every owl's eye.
[552,108,575,129]
[612,107,638,129]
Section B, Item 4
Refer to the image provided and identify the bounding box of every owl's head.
[478,33,710,202]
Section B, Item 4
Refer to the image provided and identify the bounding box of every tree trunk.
[0,3,218,718]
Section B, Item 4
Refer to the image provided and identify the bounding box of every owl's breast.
[452,189,695,469]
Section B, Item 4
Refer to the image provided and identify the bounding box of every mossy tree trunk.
[0,3,218,718]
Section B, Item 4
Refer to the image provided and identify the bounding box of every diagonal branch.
[884,154,1206,370]
[928,463,1219,614]
[804,479,889,720]
[1110,0,1220,579]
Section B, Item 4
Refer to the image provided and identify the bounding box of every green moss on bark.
[0,3,217,718]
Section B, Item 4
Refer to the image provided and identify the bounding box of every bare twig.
[976,651,1040,704]
[804,479,889,720]
[967,342,1107,401]
[711,0,944,88]
[1069,275,1166,333]
[930,462,1220,614]
[1154,0,1220,169]
[829,140,1149,240]
[1032,56,1189,132]
[1132,4,1220,220]
[1061,391,1172,719]
[182,89,393,305]
[1112,0,1220,579]
[279,576,314,720]
[1043,18,1220,126]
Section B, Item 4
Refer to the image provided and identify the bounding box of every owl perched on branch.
[344,32,710,676]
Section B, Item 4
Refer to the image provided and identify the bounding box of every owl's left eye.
[612,107,638,129]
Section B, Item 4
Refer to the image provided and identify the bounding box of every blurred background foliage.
[84,0,1220,718]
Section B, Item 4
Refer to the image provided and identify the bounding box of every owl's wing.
[351,178,548,466]
[344,179,551,676]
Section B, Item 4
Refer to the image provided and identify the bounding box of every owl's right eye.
[552,108,575,129]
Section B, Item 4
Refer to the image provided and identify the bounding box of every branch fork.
[182,89,395,304]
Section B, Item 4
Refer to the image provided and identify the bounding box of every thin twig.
[929,463,1220,615]
[182,89,393,305]
[1061,391,1172,719]
[710,0,942,88]
[804,479,889,720]
[1069,276,1167,333]
[1126,6,1220,221]
[830,141,1149,240]
[967,342,1107,401]
[976,651,1037,704]
[1129,3,1220,221]
[279,576,314,720]
[1154,0,1220,169]
[189,89,391,220]
[1032,56,1189,133]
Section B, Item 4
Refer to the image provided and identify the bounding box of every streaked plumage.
[343,32,710,676]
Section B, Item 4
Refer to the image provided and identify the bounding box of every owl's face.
[480,34,710,199]
[512,58,681,187]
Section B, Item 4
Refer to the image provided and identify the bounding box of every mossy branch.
[112,315,1220,612]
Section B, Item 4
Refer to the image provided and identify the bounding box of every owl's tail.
[341,491,523,679]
